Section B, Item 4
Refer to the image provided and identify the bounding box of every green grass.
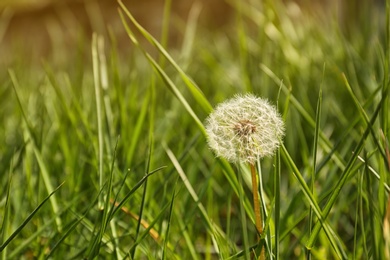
[1,0,390,259]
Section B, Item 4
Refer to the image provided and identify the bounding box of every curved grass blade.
[110,166,166,218]
[118,0,212,114]
[342,73,386,160]
[281,144,346,259]
[0,183,63,251]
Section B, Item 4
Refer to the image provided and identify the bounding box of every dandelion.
[205,94,285,259]
[205,94,285,164]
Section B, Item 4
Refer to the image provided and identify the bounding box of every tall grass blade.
[237,166,250,260]
[130,146,152,259]
[365,153,379,260]
[307,82,322,260]
[176,209,199,260]
[274,149,281,259]
[92,33,105,209]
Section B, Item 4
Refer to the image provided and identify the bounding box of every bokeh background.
[0,0,385,68]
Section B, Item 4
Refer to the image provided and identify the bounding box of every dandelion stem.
[250,163,265,260]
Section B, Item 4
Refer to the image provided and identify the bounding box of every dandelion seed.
[205,94,285,164]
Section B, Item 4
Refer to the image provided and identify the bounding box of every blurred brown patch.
[0,0,384,66]
[0,0,234,66]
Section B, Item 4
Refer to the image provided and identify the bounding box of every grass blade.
[165,144,228,255]
[87,137,119,258]
[306,91,385,250]
[307,81,322,259]
[0,162,13,259]
[118,0,213,114]
[273,148,281,259]
[110,166,166,218]
[92,33,105,209]
[0,183,63,251]
[162,177,177,260]
[281,144,346,258]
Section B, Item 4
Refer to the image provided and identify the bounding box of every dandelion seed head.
[205,94,285,164]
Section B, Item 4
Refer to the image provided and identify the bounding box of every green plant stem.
[250,163,265,260]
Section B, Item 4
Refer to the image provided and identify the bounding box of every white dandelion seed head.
[205,94,285,164]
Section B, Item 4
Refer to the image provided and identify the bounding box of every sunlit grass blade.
[0,183,63,251]
[119,8,205,133]
[180,2,202,70]
[97,35,114,147]
[118,0,212,114]
[92,33,105,209]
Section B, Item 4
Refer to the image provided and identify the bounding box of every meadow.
[0,0,389,259]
